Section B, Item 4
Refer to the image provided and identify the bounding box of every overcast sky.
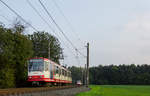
[1,0,150,66]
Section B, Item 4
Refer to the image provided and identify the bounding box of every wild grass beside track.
[76,85,150,96]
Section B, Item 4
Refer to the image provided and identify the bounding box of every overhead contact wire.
[51,0,82,43]
[26,0,76,58]
[38,0,86,57]
[0,0,38,32]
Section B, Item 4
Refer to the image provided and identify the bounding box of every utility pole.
[86,42,89,87]
[82,67,84,85]
[48,41,50,59]
[84,64,87,85]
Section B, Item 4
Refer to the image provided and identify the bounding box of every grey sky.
[1,0,150,66]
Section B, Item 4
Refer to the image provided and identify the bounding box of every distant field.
[76,85,150,96]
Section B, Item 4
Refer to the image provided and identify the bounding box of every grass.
[76,85,150,96]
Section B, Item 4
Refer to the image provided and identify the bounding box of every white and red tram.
[27,57,72,85]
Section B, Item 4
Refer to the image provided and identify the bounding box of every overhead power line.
[26,0,54,34]
[51,0,82,43]
[0,0,38,32]
[38,0,86,57]
[26,0,77,58]
[38,0,75,48]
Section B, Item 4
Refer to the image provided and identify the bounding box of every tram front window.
[29,60,44,72]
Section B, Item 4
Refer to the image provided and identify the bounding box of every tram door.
[50,62,53,79]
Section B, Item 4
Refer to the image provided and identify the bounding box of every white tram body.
[27,57,72,85]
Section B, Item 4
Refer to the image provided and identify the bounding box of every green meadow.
[77,85,150,96]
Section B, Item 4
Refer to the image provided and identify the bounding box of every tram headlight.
[29,76,32,79]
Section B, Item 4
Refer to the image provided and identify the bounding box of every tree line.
[89,64,150,85]
[0,21,63,88]
[68,64,150,85]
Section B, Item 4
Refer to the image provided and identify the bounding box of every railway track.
[0,85,78,96]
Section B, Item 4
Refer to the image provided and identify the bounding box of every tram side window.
[63,70,65,76]
[64,70,66,76]
[58,67,61,75]
[45,61,49,71]
[66,71,68,77]
[53,65,55,74]
[62,69,64,76]
[68,72,69,77]
[66,71,67,76]
[62,69,63,75]
[65,70,67,76]
[68,72,70,77]
[60,69,62,75]
[55,66,59,74]
[69,72,71,77]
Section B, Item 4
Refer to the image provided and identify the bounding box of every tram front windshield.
[28,59,44,72]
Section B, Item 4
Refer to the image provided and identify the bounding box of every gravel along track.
[48,86,90,96]
[0,86,90,96]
